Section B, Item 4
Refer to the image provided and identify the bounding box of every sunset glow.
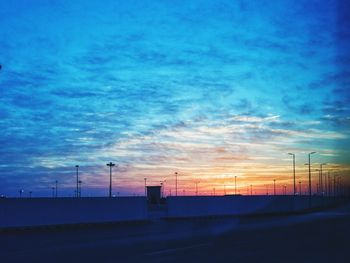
[0,0,349,197]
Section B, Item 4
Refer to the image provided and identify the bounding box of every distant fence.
[167,196,341,218]
[0,197,147,228]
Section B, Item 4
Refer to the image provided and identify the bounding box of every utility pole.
[235,176,237,195]
[78,180,82,197]
[175,172,178,197]
[75,165,79,198]
[328,170,331,196]
[106,162,116,198]
[308,152,316,197]
[288,153,296,195]
[320,163,326,195]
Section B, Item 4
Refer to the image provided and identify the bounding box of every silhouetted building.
[147,186,161,204]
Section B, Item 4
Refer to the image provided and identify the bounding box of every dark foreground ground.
[1,203,350,263]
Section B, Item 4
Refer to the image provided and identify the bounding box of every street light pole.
[106,162,116,198]
[235,176,237,195]
[316,169,320,194]
[299,181,301,195]
[273,179,276,196]
[144,178,147,197]
[75,165,79,198]
[308,152,316,197]
[320,163,326,195]
[78,180,82,197]
[288,153,296,195]
[175,172,178,197]
[327,171,331,197]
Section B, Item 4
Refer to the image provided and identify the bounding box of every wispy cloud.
[0,0,349,196]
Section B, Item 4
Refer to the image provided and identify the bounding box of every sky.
[0,0,349,197]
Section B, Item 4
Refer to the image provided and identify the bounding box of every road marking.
[145,243,210,256]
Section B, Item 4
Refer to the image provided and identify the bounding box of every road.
[1,203,350,263]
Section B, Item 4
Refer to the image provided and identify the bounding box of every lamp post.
[144,178,147,197]
[75,165,79,198]
[160,180,166,198]
[320,163,326,195]
[316,169,321,195]
[299,181,301,195]
[273,179,276,196]
[78,180,82,197]
[235,176,237,195]
[195,181,199,196]
[327,171,331,197]
[175,172,178,197]
[160,182,163,198]
[106,162,116,198]
[308,152,316,197]
[19,189,24,198]
[288,153,296,195]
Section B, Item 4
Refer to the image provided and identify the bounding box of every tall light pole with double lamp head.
[106,162,116,198]
[288,153,296,195]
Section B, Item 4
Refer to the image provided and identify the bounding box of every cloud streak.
[0,0,349,196]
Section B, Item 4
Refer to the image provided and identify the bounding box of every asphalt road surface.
[1,203,350,263]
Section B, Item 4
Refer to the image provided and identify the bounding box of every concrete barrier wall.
[0,197,147,228]
[167,196,337,218]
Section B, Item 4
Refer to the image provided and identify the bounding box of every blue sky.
[0,0,349,197]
